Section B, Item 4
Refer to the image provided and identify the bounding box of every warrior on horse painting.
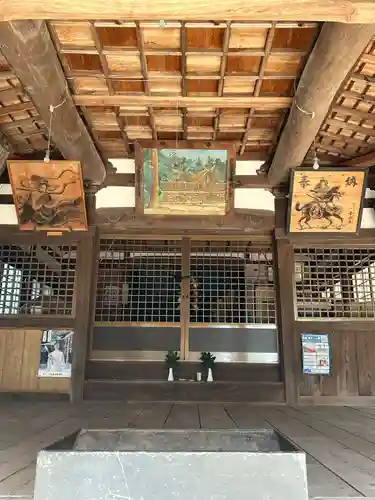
[295,179,344,230]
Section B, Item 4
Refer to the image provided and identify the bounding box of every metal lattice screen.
[95,239,181,323]
[295,247,375,319]
[0,244,77,316]
[190,241,276,324]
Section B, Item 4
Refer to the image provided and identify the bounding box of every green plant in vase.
[199,351,216,382]
[165,350,180,381]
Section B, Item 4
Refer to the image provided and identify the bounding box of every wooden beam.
[0,132,12,175]
[0,20,107,184]
[74,95,292,109]
[96,210,275,233]
[1,1,375,22]
[267,22,375,186]
[344,150,375,167]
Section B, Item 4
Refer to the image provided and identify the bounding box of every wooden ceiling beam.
[0,132,13,175]
[0,20,107,184]
[74,96,292,109]
[1,0,375,22]
[343,151,375,167]
[267,22,375,186]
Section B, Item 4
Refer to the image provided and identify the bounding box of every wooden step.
[86,361,281,382]
[84,380,285,403]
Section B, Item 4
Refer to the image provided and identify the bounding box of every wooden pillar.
[70,185,98,403]
[274,195,299,405]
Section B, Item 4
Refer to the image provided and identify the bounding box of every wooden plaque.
[288,168,367,234]
[135,143,234,216]
[7,160,88,231]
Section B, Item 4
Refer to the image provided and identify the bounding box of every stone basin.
[35,428,308,500]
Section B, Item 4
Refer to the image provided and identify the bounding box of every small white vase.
[167,367,174,381]
[207,368,213,382]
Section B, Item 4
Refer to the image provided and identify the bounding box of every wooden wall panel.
[0,329,70,393]
[298,330,374,400]
[356,331,375,396]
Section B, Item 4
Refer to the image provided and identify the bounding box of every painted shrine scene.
[142,149,228,215]
[7,161,88,231]
[289,170,366,233]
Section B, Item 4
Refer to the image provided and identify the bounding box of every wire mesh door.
[94,238,277,361]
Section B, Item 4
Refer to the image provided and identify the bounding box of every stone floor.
[0,401,375,499]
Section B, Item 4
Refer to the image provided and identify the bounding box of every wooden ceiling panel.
[226,56,261,74]
[111,79,145,93]
[219,114,247,127]
[96,26,138,48]
[186,27,224,49]
[271,27,318,51]
[154,114,182,128]
[126,127,153,139]
[74,76,108,93]
[186,55,221,74]
[142,28,180,49]
[223,76,255,95]
[65,53,102,71]
[149,79,181,94]
[89,111,119,129]
[229,28,268,49]
[106,54,142,73]
[265,54,302,74]
[51,22,95,48]
[146,55,180,73]
[187,79,218,96]
[259,78,294,96]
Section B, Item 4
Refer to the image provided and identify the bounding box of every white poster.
[301,333,330,375]
[38,329,74,378]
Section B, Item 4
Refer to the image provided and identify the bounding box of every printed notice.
[301,333,330,375]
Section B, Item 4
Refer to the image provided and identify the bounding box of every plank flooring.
[0,402,375,499]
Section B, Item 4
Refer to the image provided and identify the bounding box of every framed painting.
[135,142,234,216]
[287,168,367,234]
[7,160,88,231]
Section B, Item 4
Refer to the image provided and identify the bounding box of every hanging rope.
[44,86,68,163]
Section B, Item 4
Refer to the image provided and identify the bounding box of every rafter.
[135,21,158,141]
[213,21,231,142]
[0,20,107,183]
[267,22,375,186]
[239,22,276,155]
[89,22,131,155]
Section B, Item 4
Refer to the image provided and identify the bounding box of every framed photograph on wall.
[38,329,74,378]
[288,168,367,234]
[135,141,235,216]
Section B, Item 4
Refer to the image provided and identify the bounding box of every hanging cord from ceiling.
[44,84,68,163]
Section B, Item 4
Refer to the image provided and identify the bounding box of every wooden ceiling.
[316,36,375,161]
[0,19,374,182]
[0,21,319,160]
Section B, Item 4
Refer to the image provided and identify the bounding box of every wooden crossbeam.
[89,22,131,154]
[1,0,375,22]
[240,22,276,155]
[135,21,158,141]
[74,95,292,108]
[0,20,107,184]
[213,21,231,141]
[267,22,375,186]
